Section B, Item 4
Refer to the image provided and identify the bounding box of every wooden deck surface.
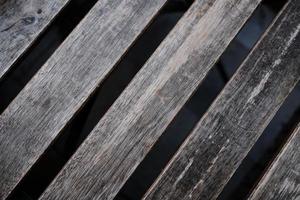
[0,0,167,198]
[0,0,299,199]
[40,0,262,199]
[144,1,300,198]
[249,124,300,200]
[0,0,70,80]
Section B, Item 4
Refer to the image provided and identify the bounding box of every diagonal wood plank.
[143,1,300,199]
[0,0,168,199]
[39,0,262,199]
[248,123,300,200]
[0,0,71,80]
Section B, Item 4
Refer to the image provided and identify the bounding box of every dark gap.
[218,82,300,200]
[263,0,287,12]
[115,1,281,199]
[218,1,296,200]
[6,1,190,199]
[0,0,99,114]
[115,67,226,200]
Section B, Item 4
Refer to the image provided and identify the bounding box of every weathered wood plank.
[143,1,300,199]
[0,0,70,80]
[0,0,168,199]
[248,124,300,200]
[39,0,262,199]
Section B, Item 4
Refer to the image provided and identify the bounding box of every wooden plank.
[0,0,168,199]
[0,0,71,80]
[143,1,300,199]
[39,0,262,199]
[248,124,300,200]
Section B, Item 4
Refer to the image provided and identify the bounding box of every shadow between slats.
[6,1,192,199]
[0,0,99,114]
[115,1,283,199]
[217,83,300,200]
[141,0,300,198]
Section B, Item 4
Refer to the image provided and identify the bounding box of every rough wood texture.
[40,0,261,199]
[248,124,300,200]
[144,1,300,199]
[0,0,70,80]
[0,0,168,199]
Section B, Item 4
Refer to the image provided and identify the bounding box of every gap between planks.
[0,0,168,199]
[144,0,300,199]
[0,0,70,80]
[248,123,300,200]
[39,0,262,199]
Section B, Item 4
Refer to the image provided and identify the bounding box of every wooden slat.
[0,0,70,80]
[39,0,262,199]
[143,1,300,199]
[0,0,168,199]
[248,124,300,200]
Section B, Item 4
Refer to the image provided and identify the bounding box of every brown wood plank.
[248,124,300,200]
[0,0,168,199]
[39,0,262,199]
[0,0,71,80]
[143,1,300,199]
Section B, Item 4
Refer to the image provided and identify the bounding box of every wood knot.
[23,16,36,25]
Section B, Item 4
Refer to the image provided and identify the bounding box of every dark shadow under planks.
[143,0,300,199]
[39,0,262,199]
[0,0,70,80]
[116,66,225,200]
[219,82,300,200]
[248,123,300,200]
[0,0,100,114]
[116,2,279,199]
[6,3,187,199]
[0,0,168,199]
[217,1,289,199]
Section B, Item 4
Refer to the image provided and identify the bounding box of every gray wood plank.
[39,0,262,199]
[0,0,168,199]
[0,0,71,80]
[248,124,300,200]
[143,1,300,199]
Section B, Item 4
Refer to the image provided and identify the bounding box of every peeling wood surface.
[248,124,300,200]
[143,1,300,199]
[0,0,168,199]
[39,0,261,199]
[0,0,70,80]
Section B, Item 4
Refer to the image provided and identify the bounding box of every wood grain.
[248,124,300,200]
[0,0,168,199]
[0,0,70,80]
[40,0,262,199]
[144,1,300,199]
